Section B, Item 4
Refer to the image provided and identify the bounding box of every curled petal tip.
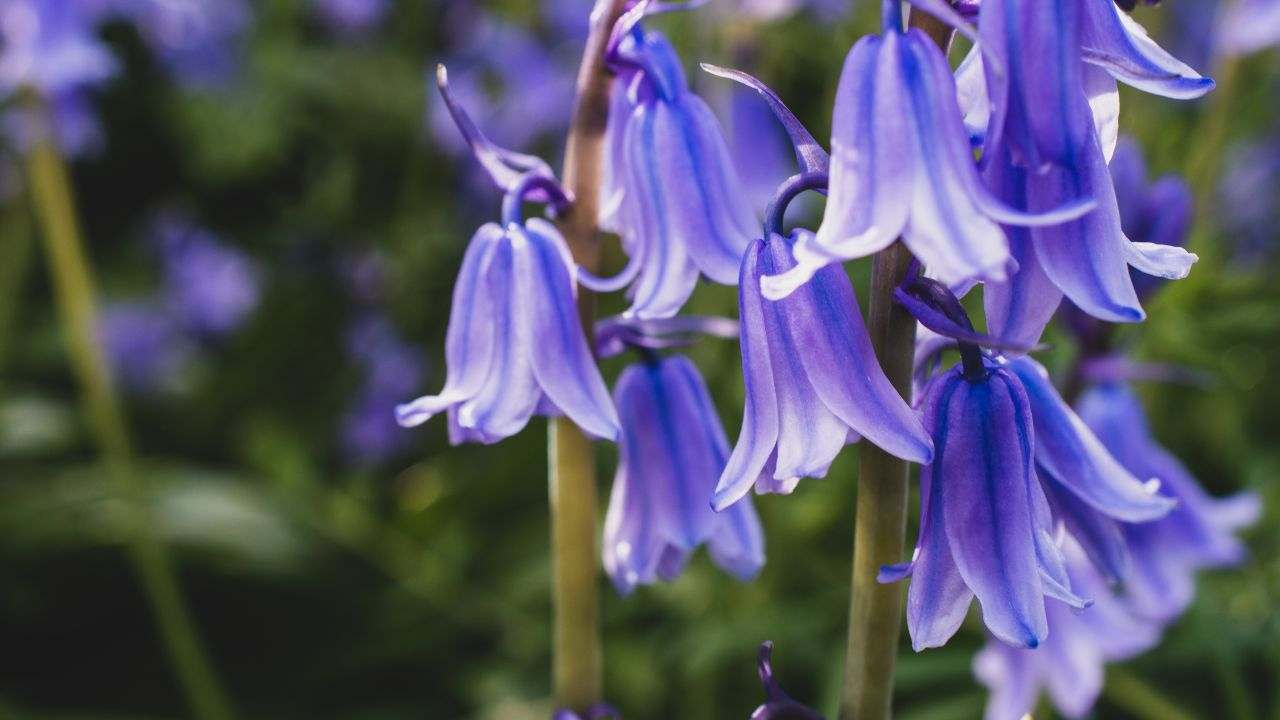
[435,63,448,87]
[759,266,813,301]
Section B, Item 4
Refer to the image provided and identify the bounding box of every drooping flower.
[602,349,764,594]
[154,215,261,338]
[760,1,1093,298]
[1217,0,1280,56]
[982,131,1197,348]
[397,67,619,445]
[1077,381,1261,622]
[713,230,933,511]
[973,537,1164,720]
[584,3,757,319]
[1081,0,1216,97]
[883,350,1089,650]
[751,642,824,720]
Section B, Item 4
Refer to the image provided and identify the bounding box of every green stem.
[1103,668,1197,720]
[838,13,951,720]
[548,0,630,712]
[838,243,919,720]
[0,203,34,382]
[24,104,235,720]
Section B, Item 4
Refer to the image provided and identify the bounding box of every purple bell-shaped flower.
[600,320,764,594]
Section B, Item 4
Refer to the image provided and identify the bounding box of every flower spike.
[699,64,829,175]
[434,64,559,199]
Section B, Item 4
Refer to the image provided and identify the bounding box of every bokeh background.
[1,1,1277,718]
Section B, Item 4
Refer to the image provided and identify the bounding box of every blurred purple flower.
[342,315,424,464]
[1218,0,1280,56]
[110,0,250,86]
[1077,381,1261,622]
[155,216,261,338]
[1219,140,1280,266]
[1109,137,1195,299]
[973,538,1163,720]
[603,354,765,594]
[312,0,387,35]
[98,300,193,393]
[738,0,849,22]
[725,86,797,213]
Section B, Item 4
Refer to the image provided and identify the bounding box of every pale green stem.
[1103,668,1197,720]
[838,11,952,720]
[548,0,630,712]
[23,101,235,720]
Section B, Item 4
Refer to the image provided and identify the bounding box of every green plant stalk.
[548,0,630,712]
[838,242,919,720]
[838,11,951,720]
[1103,668,1197,720]
[24,109,235,720]
[0,204,34,380]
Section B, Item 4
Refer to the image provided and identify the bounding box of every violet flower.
[98,301,194,394]
[155,216,261,338]
[1218,0,1280,56]
[585,2,757,319]
[397,67,618,445]
[342,314,425,465]
[761,0,1093,298]
[714,230,933,510]
[110,0,250,86]
[1077,381,1261,622]
[311,0,388,35]
[982,132,1197,348]
[973,538,1164,720]
[602,348,765,594]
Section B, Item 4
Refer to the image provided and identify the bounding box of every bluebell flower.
[603,352,764,593]
[342,315,425,465]
[154,216,261,338]
[311,0,388,35]
[585,4,757,318]
[713,230,933,511]
[400,68,618,445]
[751,642,824,720]
[110,0,250,86]
[0,0,117,154]
[1077,381,1261,622]
[883,352,1093,650]
[973,538,1164,720]
[98,300,194,394]
[395,214,619,445]
[982,132,1197,348]
[761,2,1093,298]
[1218,0,1280,56]
[1219,140,1280,266]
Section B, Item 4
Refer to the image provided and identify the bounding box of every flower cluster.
[407,1,1261,716]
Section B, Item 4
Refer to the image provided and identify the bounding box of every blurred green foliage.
[0,2,1276,719]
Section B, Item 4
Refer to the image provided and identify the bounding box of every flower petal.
[518,220,620,441]
[938,368,1048,648]
[1010,357,1174,522]
[396,224,503,427]
[1080,0,1214,99]
[774,231,933,463]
